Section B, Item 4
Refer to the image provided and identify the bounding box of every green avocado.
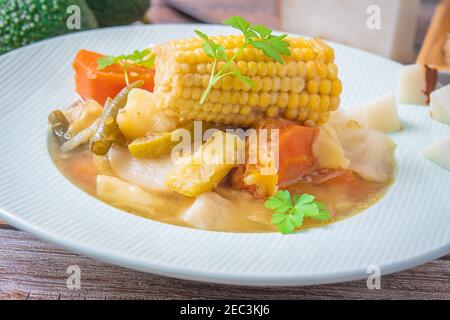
[0,0,98,54]
[85,0,150,27]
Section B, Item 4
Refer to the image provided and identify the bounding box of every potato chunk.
[116,89,180,140]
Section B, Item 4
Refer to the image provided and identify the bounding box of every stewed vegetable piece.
[48,110,70,143]
[90,81,143,155]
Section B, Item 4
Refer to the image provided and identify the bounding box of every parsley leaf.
[265,191,332,234]
[265,190,292,213]
[195,16,291,103]
[223,16,291,64]
[194,30,253,104]
[96,48,155,85]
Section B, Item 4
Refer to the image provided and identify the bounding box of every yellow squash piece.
[166,131,244,197]
[128,132,174,158]
[128,121,215,159]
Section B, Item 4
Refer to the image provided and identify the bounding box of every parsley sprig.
[265,190,331,234]
[195,16,291,104]
[97,48,155,85]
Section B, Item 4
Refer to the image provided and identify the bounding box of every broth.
[50,137,392,233]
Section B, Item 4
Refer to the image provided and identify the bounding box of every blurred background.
[0,0,448,69]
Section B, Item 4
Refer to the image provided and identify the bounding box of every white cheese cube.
[348,94,401,133]
[397,64,437,105]
[430,85,450,125]
[422,136,450,172]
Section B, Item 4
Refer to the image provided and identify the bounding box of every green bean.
[90,81,144,155]
[48,110,69,143]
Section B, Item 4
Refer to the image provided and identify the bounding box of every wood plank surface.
[0,228,449,300]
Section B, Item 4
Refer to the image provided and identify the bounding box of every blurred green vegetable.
[90,81,143,155]
[0,0,98,55]
[85,0,151,27]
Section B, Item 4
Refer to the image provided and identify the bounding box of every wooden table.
[1,0,449,300]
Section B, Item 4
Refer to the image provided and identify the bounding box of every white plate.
[0,25,449,286]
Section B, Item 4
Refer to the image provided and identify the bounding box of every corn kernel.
[291,77,305,93]
[303,48,315,60]
[210,89,220,102]
[319,95,330,110]
[221,104,233,114]
[197,63,207,74]
[252,77,263,92]
[277,63,288,77]
[287,61,298,77]
[297,61,307,78]
[192,87,202,100]
[330,96,340,110]
[285,108,298,120]
[306,61,317,79]
[249,93,259,106]
[243,47,255,61]
[260,92,271,108]
[232,77,242,91]
[319,79,332,95]
[308,94,320,110]
[267,62,277,76]
[237,61,248,75]
[194,74,203,87]
[267,106,279,117]
[319,111,330,123]
[327,63,338,80]
[331,79,342,96]
[220,91,231,104]
[309,111,320,122]
[272,77,281,91]
[281,77,291,92]
[222,76,233,91]
[248,61,258,76]
[262,77,272,91]
[257,62,268,76]
[287,93,299,109]
[307,79,320,94]
[231,91,240,104]
[239,92,249,105]
[277,92,289,108]
[182,87,192,99]
[240,105,252,116]
[293,48,303,60]
[299,92,309,107]
[298,108,308,121]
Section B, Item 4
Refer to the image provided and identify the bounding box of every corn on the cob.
[153,35,341,126]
